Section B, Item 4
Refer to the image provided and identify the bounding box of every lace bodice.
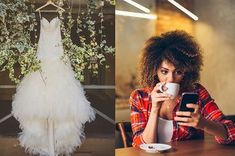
[37,17,64,61]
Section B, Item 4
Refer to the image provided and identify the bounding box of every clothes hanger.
[36,0,65,20]
[36,0,65,12]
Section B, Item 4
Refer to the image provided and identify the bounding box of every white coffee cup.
[159,82,180,99]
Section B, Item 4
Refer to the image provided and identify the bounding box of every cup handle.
[159,84,165,92]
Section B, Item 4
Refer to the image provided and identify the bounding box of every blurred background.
[116,0,235,126]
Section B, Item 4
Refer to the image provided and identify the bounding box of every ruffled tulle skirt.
[12,59,95,155]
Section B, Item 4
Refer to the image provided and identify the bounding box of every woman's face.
[157,60,184,83]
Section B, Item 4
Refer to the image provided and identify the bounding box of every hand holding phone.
[176,92,202,128]
[178,92,199,113]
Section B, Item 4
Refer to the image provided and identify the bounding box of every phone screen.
[179,92,199,112]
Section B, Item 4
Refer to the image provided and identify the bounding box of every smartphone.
[178,92,199,112]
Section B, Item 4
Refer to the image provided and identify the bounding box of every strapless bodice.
[41,17,60,32]
[37,17,64,61]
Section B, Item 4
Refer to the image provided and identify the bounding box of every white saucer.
[140,143,172,153]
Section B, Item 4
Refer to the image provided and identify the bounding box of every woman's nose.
[167,73,174,82]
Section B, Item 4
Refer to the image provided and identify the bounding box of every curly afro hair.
[139,30,203,91]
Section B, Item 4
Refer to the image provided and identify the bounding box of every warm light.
[115,10,157,20]
[123,0,150,13]
[168,0,198,21]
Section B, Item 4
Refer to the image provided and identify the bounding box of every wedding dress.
[12,17,95,155]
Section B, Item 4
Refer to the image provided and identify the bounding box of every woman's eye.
[175,70,184,76]
[161,70,168,75]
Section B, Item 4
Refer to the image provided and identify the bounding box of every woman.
[130,30,235,147]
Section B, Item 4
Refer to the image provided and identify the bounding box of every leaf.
[16,44,25,53]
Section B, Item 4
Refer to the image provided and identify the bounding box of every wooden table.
[115,135,235,156]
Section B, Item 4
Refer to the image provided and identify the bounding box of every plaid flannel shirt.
[130,83,235,147]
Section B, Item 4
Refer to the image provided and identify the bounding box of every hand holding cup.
[151,82,172,110]
[159,82,180,99]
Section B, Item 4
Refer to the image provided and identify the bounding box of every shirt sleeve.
[199,84,235,144]
[129,90,147,147]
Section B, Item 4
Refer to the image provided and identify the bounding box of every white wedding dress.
[12,17,95,155]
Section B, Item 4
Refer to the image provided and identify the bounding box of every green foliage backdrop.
[0,0,115,83]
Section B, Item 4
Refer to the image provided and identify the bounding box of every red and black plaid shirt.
[130,83,235,147]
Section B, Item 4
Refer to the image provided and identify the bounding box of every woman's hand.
[151,82,171,110]
[174,104,205,129]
